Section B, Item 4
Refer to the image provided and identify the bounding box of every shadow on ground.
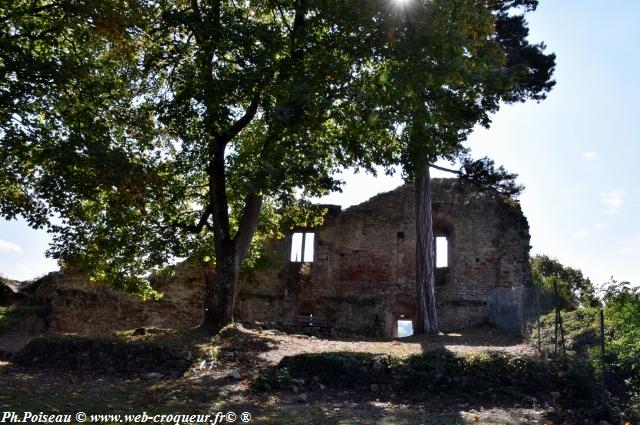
[0,324,607,424]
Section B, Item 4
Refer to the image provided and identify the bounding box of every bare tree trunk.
[414,165,438,334]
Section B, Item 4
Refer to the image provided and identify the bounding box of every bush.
[602,282,640,422]
[530,255,600,312]
[279,352,375,386]
[252,366,293,391]
[256,349,603,411]
[530,307,599,355]
[528,281,640,422]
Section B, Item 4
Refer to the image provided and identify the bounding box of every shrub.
[252,366,293,391]
[528,280,640,422]
[279,352,375,386]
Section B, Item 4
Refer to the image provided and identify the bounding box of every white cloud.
[573,223,607,239]
[0,239,24,254]
[583,150,598,160]
[573,229,589,239]
[600,189,624,214]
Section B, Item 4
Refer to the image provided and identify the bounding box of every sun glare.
[387,0,417,16]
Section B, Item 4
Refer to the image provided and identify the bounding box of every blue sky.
[317,0,640,288]
[1,1,638,287]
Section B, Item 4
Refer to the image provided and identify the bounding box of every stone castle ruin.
[2,178,534,339]
[235,178,534,337]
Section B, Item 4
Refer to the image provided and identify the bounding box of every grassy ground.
[0,324,607,424]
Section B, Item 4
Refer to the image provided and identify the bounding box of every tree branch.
[173,204,213,234]
[428,163,461,175]
[234,192,263,262]
[218,90,261,144]
[275,2,292,33]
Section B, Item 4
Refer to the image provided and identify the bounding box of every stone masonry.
[4,177,533,340]
[235,178,534,337]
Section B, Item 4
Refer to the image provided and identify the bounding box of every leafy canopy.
[373,0,555,176]
[1,0,398,287]
[530,254,600,311]
[2,0,554,288]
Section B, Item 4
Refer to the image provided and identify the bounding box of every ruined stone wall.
[27,261,207,336]
[236,178,533,336]
[15,178,532,338]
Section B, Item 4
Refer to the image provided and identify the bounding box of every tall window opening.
[290,232,315,262]
[435,236,448,268]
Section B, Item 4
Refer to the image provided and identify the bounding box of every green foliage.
[405,348,461,374]
[602,281,640,419]
[1,0,398,282]
[603,282,640,367]
[279,352,374,386]
[252,366,293,391]
[381,0,555,176]
[530,255,600,311]
[533,308,599,355]
[459,156,525,199]
[1,0,553,291]
[529,280,640,421]
[257,349,603,413]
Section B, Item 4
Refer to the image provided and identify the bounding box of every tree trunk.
[414,165,438,334]
[200,193,263,334]
[201,246,239,333]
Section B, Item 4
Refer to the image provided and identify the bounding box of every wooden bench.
[297,314,332,336]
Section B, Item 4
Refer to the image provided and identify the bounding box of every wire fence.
[526,281,610,412]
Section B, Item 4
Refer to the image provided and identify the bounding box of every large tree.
[1,0,399,330]
[377,0,555,333]
[1,0,554,333]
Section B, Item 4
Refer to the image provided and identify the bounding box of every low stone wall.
[23,261,208,336]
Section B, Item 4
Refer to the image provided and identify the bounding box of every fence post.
[600,308,606,383]
[536,312,542,355]
[534,284,542,354]
[559,310,566,355]
[553,279,559,356]
[599,308,609,415]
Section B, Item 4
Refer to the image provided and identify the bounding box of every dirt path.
[248,325,537,365]
[1,325,588,424]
